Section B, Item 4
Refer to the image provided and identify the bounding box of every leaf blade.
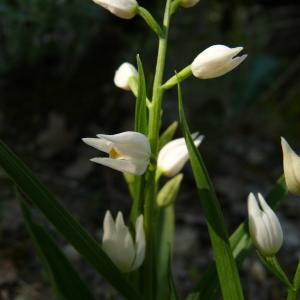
[0,140,143,300]
[177,82,244,300]
[19,193,96,300]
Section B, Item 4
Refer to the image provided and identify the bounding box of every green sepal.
[157,173,183,207]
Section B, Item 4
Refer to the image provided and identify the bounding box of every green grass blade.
[18,193,96,300]
[0,140,143,300]
[177,82,244,300]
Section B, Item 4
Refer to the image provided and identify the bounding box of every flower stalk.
[143,0,172,298]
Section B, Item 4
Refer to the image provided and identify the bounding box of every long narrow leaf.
[134,54,148,135]
[177,82,244,300]
[156,205,175,300]
[130,55,148,224]
[19,194,96,300]
[0,140,143,300]
[189,176,287,300]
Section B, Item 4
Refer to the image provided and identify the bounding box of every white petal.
[248,193,283,256]
[247,193,261,217]
[258,194,283,253]
[115,212,128,238]
[103,210,116,241]
[92,0,138,19]
[191,45,246,79]
[82,137,111,153]
[90,157,148,175]
[114,62,138,90]
[132,215,146,270]
[158,134,204,177]
[97,131,151,159]
[281,137,300,195]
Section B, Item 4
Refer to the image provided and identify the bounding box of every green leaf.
[158,121,178,150]
[189,176,287,299]
[156,205,176,300]
[177,82,244,300]
[0,140,143,300]
[130,54,148,225]
[293,261,300,289]
[18,193,96,300]
[134,54,148,135]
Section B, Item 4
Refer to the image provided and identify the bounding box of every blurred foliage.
[0,0,103,75]
[0,0,299,144]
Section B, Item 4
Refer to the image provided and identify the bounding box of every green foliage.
[0,140,143,300]
[0,0,103,74]
[177,81,244,300]
[19,194,96,300]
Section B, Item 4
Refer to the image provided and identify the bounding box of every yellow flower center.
[109,147,121,159]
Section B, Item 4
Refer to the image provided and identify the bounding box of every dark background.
[0,0,300,299]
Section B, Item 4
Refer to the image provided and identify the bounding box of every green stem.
[143,0,172,299]
[262,256,293,289]
[161,65,192,90]
[170,0,182,15]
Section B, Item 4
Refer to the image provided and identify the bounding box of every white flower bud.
[157,133,204,177]
[191,45,247,79]
[180,0,200,8]
[102,211,145,272]
[248,193,283,257]
[114,62,138,91]
[92,0,138,19]
[281,137,300,196]
[82,131,150,175]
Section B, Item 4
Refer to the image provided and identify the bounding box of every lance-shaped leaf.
[177,81,244,300]
[19,194,96,300]
[0,140,143,300]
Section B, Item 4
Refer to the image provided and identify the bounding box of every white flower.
[191,45,247,79]
[248,193,283,257]
[114,62,138,91]
[281,137,300,196]
[157,133,204,177]
[102,211,145,272]
[180,0,200,8]
[82,131,150,175]
[92,0,138,19]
